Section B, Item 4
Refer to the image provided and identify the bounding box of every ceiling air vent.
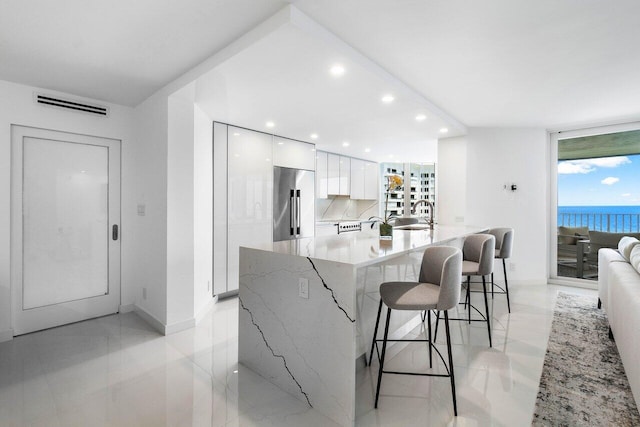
[35,93,109,117]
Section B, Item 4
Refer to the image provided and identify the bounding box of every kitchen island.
[238,224,485,426]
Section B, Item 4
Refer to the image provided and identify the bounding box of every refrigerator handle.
[296,189,301,235]
[290,189,295,236]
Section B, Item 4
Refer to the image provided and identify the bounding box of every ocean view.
[558,205,640,232]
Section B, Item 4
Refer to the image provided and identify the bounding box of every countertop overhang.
[243,224,486,268]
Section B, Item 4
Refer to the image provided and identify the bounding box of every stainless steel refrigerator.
[273,166,315,241]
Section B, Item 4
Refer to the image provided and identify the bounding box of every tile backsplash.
[316,196,379,221]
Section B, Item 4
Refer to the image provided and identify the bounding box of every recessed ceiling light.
[342,141,350,147]
[330,64,345,77]
[440,128,449,133]
[415,114,427,121]
[265,158,271,162]
[388,154,395,158]
[233,132,240,136]
[381,94,395,103]
[310,133,318,140]
[266,121,275,128]
[364,148,371,153]
[277,141,284,145]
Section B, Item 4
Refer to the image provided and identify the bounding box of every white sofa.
[599,237,640,405]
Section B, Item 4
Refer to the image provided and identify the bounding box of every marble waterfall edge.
[239,247,356,426]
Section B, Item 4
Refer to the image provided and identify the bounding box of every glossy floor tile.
[0,284,595,426]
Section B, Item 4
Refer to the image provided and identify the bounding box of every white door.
[11,126,121,335]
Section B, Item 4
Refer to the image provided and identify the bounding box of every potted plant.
[370,174,403,240]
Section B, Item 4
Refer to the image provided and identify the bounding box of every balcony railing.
[558,212,640,233]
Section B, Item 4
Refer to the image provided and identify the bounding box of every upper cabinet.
[350,158,378,200]
[364,160,379,200]
[327,153,340,195]
[339,156,350,196]
[273,136,315,170]
[350,158,365,199]
[318,151,377,200]
[327,153,350,196]
[316,151,328,199]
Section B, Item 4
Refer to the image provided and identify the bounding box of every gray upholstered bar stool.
[488,228,514,313]
[460,233,496,347]
[368,246,463,415]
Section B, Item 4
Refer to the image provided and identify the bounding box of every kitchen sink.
[393,224,431,230]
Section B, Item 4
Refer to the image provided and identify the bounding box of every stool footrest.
[382,370,451,378]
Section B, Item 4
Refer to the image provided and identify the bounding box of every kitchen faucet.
[411,199,435,230]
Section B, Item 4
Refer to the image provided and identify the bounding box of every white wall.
[439,127,549,285]
[166,89,197,329]
[128,91,169,326]
[0,79,135,339]
[437,136,467,226]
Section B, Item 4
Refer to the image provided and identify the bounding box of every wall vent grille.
[35,93,109,117]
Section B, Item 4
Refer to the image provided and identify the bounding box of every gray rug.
[532,292,640,426]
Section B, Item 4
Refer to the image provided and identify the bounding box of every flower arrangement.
[370,174,403,239]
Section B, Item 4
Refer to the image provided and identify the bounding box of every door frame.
[10,125,122,335]
[548,120,640,287]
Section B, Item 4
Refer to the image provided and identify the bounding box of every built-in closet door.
[226,126,273,293]
[11,126,121,335]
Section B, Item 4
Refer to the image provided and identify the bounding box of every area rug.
[532,292,640,426]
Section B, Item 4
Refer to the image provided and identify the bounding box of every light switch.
[137,203,146,216]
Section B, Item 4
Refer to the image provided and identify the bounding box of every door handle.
[296,190,301,235]
[290,189,295,236]
[112,224,119,241]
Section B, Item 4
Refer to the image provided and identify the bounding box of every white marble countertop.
[244,224,486,268]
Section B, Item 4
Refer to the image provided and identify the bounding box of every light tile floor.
[0,284,596,426]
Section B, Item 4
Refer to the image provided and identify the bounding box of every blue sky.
[558,154,640,206]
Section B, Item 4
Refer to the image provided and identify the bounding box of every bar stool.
[488,228,514,313]
[368,246,463,415]
[460,233,495,347]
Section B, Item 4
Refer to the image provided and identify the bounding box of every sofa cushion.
[631,245,640,274]
[558,226,589,245]
[619,236,640,262]
[589,231,640,254]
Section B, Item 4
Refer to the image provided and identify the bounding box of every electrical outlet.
[298,278,309,299]
[142,287,147,300]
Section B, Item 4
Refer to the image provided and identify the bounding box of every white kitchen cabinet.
[339,156,350,196]
[364,161,379,200]
[226,126,273,293]
[316,151,328,198]
[350,158,378,200]
[327,153,340,195]
[350,158,365,199]
[273,136,315,170]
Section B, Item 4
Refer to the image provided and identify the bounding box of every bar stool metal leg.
[444,311,457,416]
[368,299,384,366]
[427,310,433,368]
[481,275,492,347]
[374,308,392,408]
[503,258,511,313]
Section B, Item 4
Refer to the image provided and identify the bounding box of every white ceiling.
[193,18,459,161]
[3,0,640,143]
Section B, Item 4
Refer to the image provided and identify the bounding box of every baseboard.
[164,317,196,335]
[133,304,167,335]
[194,295,218,325]
[0,329,14,343]
[119,303,135,313]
